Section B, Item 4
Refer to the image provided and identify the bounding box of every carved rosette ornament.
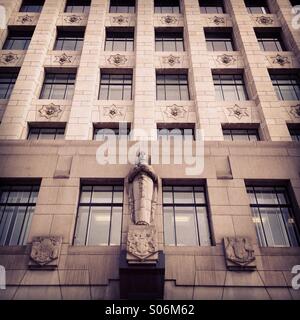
[208,16,225,25]
[161,15,178,25]
[54,53,72,65]
[227,104,249,120]
[256,16,274,25]
[108,54,128,66]
[164,104,187,120]
[216,54,236,66]
[17,14,34,24]
[271,54,290,66]
[104,104,124,119]
[290,104,300,118]
[224,237,256,270]
[39,103,62,119]
[113,15,129,25]
[29,236,62,269]
[0,52,19,65]
[127,226,158,262]
[163,54,180,66]
[64,15,82,23]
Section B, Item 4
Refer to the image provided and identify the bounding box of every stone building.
[0,0,300,300]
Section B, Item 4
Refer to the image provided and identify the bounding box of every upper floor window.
[155,29,185,52]
[288,125,300,141]
[65,0,91,13]
[0,70,19,99]
[154,0,181,14]
[290,0,300,6]
[27,126,65,140]
[163,184,211,246]
[244,0,270,14]
[213,73,249,101]
[93,124,131,140]
[99,72,133,100]
[205,30,235,51]
[109,0,135,13]
[40,72,76,100]
[105,28,134,51]
[0,184,40,246]
[199,0,225,14]
[74,184,124,246]
[247,185,300,247]
[223,127,260,141]
[20,0,44,13]
[3,29,34,50]
[255,30,286,51]
[270,73,300,101]
[54,29,85,51]
[156,73,190,100]
[157,125,195,140]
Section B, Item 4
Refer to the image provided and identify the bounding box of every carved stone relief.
[54,52,73,65]
[227,104,249,120]
[39,103,62,119]
[29,236,62,269]
[108,54,128,66]
[216,54,237,66]
[290,104,300,118]
[112,15,129,25]
[256,16,274,25]
[162,54,180,66]
[0,52,19,65]
[160,15,178,25]
[208,16,225,25]
[271,54,290,66]
[17,14,34,24]
[224,237,256,270]
[103,104,125,119]
[163,104,187,120]
[64,15,83,24]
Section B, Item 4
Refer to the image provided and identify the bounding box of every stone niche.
[223,237,256,271]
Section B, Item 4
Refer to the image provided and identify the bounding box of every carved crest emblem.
[290,104,300,118]
[163,55,180,66]
[227,104,249,120]
[0,52,19,65]
[30,237,62,266]
[54,53,73,65]
[216,54,236,66]
[256,16,273,25]
[39,103,62,119]
[113,15,129,25]
[164,104,187,120]
[161,15,178,25]
[17,14,34,24]
[209,16,225,25]
[271,54,290,66]
[103,104,124,119]
[108,54,128,66]
[64,15,82,23]
[224,237,256,269]
[127,227,158,261]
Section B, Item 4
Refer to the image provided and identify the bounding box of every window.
[244,0,270,14]
[155,29,184,52]
[213,74,249,101]
[223,128,260,141]
[65,0,90,13]
[105,28,134,51]
[93,124,131,140]
[0,71,19,99]
[205,30,235,51]
[270,73,300,101]
[156,73,190,100]
[99,72,132,100]
[157,125,195,140]
[74,184,123,246]
[163,184,211,246]
[20,0,44,12]
[28,126,65,140]
[288,126,300,141]
[54,29,85,51]
[40,72,76,100]
[255,30,286,51]
[109,0,135,13]
[154,0,181,14]
[199,0,225,14]
[290,0,300,6]
[247,185,300,247]
[3,29,34,50]
[0,184,40,246]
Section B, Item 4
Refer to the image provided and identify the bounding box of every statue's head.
[136,151,148,166]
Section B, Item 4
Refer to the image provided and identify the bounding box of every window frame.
[223,128,260,141]
[256,31,286,52]
[162,184,212,246]
[19,0,44,13]
[73,184,124,246]
[247,185,300,247]
[205,31,235,52]
[54,29,85,51]
[27,127,65,140]
[64,0,91,13]
[105,29,134,52]
[0,184,40,246]
[0,71,19,100]
[155,29,185,52]
[154,0,181,14]
[39,72,76,100]
[93,124,131,140]
[244,0,270,14]
[3,29,34,50]
[199,0,225,14]
[288,126,300,141]
[270,73,300,101]
[109,0,136,13]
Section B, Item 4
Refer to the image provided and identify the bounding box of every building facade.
[0,0,300,300]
